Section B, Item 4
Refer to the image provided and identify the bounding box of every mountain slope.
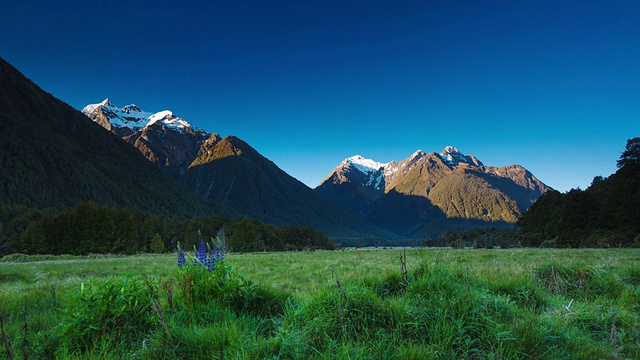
[0,57,230,217]
[183,136,393,237]
[82,99,391,238]
[316,146,551,237]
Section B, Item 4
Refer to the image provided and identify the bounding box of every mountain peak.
[441,145,461,155]
[122,104,141,113]
[440,146,470,165]
[83,100,203,134]
[100,98,114,107]
[148,110,174,123]
[346,155,387,173]
[410,149,426,160]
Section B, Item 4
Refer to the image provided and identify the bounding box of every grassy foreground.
[1,248,639,359]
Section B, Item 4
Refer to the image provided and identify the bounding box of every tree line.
[517,137,640,248]
[0,202,334,256]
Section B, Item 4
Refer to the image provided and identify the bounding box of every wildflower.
[177,230,227,272]
[207,244,216,272]
[196,232,207,267]
[177,242,186,268]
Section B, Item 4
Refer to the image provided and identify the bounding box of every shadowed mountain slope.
[82,99,392,238]
[0,57,230,218]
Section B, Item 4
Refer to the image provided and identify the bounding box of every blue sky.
[2,1,639,191]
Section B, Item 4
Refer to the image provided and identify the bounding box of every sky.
[2,1,639,192]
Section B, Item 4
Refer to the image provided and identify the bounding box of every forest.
[1,138,638,256]
[0,202,334,256]
[517,137,640,248]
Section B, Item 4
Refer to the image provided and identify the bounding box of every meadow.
[1,248,639,359]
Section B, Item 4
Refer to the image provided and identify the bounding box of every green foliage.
[517,189,562,247]
[2,249,640,359]
[427,227,519,249]
[617,137,640,169]
[229,216,258,253]
[175,254,288,320]
[0,202,334,256]
[51,276,158,354]
[0,223,12,257]
[518,138,640,248]
[150,233,164,254]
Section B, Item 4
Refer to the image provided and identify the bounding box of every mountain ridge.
[82,99,393,238]
[315,147,551,237]
[0,57,230,218]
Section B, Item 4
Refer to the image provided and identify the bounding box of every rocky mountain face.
[82,99,222,179]
[82,100,391,238]
[0,57,230,218]
[315,146,551,237]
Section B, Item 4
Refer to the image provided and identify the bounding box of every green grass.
[1,248,639,359]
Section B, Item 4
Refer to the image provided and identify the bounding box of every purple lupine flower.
[196,233,207,267]
[207,248,216,272]
[177,243,186,268]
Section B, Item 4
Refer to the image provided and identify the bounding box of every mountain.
[82,100,391,238]
[316,146,551,237]
[0,57,230,217]
[82,99,221,179]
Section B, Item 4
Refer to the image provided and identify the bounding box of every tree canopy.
[517,137,640,248]
[617,137,640,169]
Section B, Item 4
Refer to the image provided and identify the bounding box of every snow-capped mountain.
[315,146,551,237]
[81,99,389,238]
[0,57,230,218]
[345,155,387,189]
[82,98,218,178]
[439,146,484,167]
[82,98,204,136]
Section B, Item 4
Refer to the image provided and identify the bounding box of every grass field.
[1,248,639,359]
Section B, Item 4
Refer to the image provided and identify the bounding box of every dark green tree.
[0,223,13,257]
[556,189,598,248]
[150,233,164,253]
[517,190,563,246]
[617,137,640,169]
[230,217,258,252]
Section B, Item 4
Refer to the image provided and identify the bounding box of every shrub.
[540,239,556,248]
[52,276,158,353]
[175,232,288,320]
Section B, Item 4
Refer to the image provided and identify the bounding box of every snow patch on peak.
[440,146,470,165]
[82,100,204,134]
[345,155,387,190]
[347,155,387,173]
[148,110,174,124]
[410,149,426,160]
[441,146,461,155]
[122,104,142,113]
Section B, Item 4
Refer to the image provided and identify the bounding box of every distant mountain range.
[0,56,551,242]
[315,147,551,238]
[82,98,551,239]
[81,99,390,238]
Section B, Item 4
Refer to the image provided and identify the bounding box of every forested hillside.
[0,57,229,218]
[517,138,640,248]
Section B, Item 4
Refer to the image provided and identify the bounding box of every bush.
[540,239,556,248]
[51,276,158,353]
